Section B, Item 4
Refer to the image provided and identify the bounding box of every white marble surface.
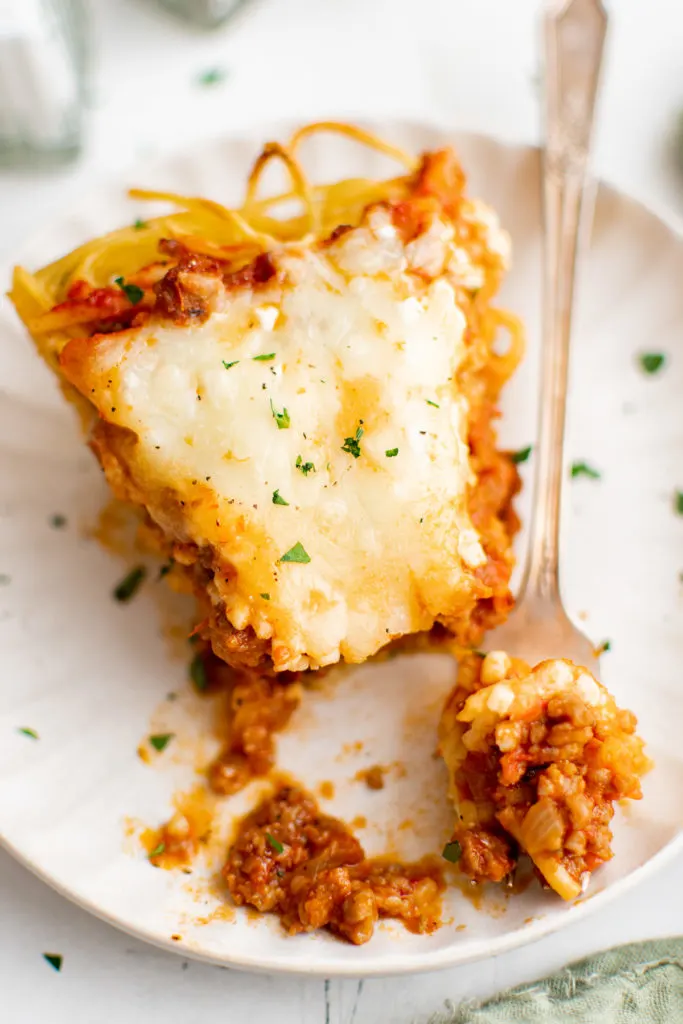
[1,0,683,1020]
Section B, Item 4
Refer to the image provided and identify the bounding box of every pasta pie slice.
[438,651,649,900]
[10,124,522,673]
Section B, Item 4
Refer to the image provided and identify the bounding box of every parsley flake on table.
[197,67,227,87]
[270,400,290,429]
[43,953,63,972]
[425,399,440,408]
[510,445,532,464]
[675,490,683,515]
[149,733,174,752]
[253,353,275,362]
[280,542,311,564]
[114,276,144,305]
[0,574,9,585]
[18,727,39,739]
[341,423,364,458]
[385,448,399,458]
[272,489,289,506]
[113,565,146,603]
[638,352,666,375]
[49,513,67,529]
[189,652,208,692]
[295,455,315,475]
[441,840,462,864]
[570,461,601,480]
[222,359,239,370]
[265,833,284,854]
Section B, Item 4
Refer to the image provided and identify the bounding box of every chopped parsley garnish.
[280,542,311,564]
[222,359,239,370]
[114,276,144,305]
[260,593,270,600]
[385,448,399,458]
[253,353,275,362]
[270,400,290,430]
[425,399,440,408]
[675,491,683,515]
[43,953,63,972]
[639,352,665,375]
[296,455,315,475]
[49,513,67,529]
[189,652,208,692]
[197,67,226,86]
[149,842,166,859]
[441,840,462,864]
[18,727,39,740]
[272,489,289,506]
[510,446,532,464]
[570,461,601,480]
[149,733,174,752]
[133,218,147,231]
[596,640,611,655]
[113,565,146,603]
[341,423,364,459]
[158,558,174,579]
[265,833,284,854]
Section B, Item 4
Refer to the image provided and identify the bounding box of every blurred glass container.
[0,0,87,168]
[158,0,246,30]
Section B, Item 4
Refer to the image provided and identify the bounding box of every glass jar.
[0,0,87,168]
[157,0,246,30]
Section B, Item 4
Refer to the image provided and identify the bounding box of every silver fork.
[489,0,608,675]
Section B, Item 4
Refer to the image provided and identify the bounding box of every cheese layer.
[65,209,494,670]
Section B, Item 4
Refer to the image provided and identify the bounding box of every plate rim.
[2,117,682,977]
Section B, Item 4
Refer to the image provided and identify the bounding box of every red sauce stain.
[337,740,364,760]
[143,784,219,871]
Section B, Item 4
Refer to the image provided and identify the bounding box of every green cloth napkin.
[442,939,683,1023]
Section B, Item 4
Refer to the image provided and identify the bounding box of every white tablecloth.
[2,1,682,1020]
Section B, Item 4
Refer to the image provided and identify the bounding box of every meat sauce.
[199,647,303,796]
[224,784,444,945]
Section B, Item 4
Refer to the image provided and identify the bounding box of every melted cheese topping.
[70,209,497,671]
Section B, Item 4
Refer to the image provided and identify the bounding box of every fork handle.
[520,0,608,604]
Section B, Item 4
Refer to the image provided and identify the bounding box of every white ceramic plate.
[1,122,682,977]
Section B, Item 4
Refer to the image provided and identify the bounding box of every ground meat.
[442,653,648,898]
[206,657,302,796]
[224,785,444,945]
[153,247,225,325]
[459,397,520,645]
[458,827,515,884]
